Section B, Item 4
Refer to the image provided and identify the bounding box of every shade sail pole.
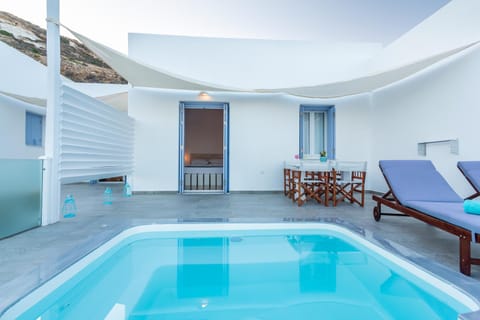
[42,0,61,225]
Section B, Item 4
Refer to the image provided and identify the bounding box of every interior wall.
[184,109,223,162]
[370,46,480,197]
[129,88,370,192]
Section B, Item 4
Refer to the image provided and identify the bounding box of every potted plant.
[320,150,328,162]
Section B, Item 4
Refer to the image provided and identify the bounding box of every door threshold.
[183,190,225,195]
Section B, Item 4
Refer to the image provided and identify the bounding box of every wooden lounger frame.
[457,163,480,200]
[372,174,480,276]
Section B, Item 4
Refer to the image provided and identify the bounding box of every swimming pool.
[2,223,479,319]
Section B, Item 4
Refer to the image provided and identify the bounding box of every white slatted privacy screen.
[59,85,134,183]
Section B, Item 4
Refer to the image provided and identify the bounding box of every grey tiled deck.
[2,182,480,316]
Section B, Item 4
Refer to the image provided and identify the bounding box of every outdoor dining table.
[284,160,367,207]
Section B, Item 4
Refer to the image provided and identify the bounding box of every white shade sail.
[67,28,249,93]
[258,42,479,98]
[67,24,479,98]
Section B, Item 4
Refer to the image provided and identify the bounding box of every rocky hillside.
[0,11,126,84]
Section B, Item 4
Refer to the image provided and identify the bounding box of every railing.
[0,159,42,239]
[184,167,223,191]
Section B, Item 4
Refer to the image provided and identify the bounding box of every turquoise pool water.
[4,224,477,319]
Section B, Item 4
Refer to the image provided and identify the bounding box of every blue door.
[179,102,229,193]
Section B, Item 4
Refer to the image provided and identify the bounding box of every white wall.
[0,41,47,98]
[370,46,480,197]
[129,88,182,191]
[333,93,373,187]
[228,94,298,191]
[0,96,44,159]
[129,88,369,192]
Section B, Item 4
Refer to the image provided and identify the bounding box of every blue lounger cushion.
[458,161,480,192]
[405,201,480,235]
[464,200,480,215]
[379,160,463,204]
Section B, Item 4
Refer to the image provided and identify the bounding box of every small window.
[25,112,43,147]
[299,105,335,159]
[302,111,326,157]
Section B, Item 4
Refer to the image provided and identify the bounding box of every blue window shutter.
[25,112,43,146]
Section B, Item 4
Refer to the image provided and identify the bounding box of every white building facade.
[127,0,480,196]
[128,35,378,193]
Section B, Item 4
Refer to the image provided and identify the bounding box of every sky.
[0,0,451,54]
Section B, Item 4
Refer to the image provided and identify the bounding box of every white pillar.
[42,0,61,225]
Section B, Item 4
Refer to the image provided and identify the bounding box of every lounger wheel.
[373,206,381,221]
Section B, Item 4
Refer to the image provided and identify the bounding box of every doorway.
[179,102,229,193]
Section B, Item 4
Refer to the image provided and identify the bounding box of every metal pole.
[42,0,61,225]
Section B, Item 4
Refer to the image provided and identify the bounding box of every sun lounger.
[457,161,480,200]
[372,160,480,275]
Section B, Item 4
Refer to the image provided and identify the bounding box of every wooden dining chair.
[283,167,293,198]
[332,161,367,207]
[301,171,330,206]
[291,169,304,204]
[297,162,331,207]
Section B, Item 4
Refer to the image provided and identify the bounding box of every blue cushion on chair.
[404,201,480,234]
[379,160,463,204]
[458,161,480,192]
